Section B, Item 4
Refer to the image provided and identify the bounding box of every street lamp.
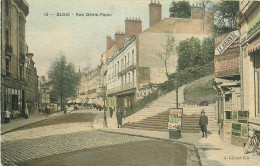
[99,85,108,127]
[174,76,179,108]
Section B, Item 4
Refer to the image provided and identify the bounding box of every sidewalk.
[1,108,74,135]
[94,118,260,166]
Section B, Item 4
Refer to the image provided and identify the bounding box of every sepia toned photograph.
[1,0,260,165]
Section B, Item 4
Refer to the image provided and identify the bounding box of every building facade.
[38,76,50,111]
[1,0,30,118]
[214,31,242,145]
[239,1,260,131]
[25,53,39,114]
[106,2,214,110]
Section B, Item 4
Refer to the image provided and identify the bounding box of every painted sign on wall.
[168,108,183,130]
[215,30,239,55]
[215,52,240,77]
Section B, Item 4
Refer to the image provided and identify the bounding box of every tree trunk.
[164,61,168,79]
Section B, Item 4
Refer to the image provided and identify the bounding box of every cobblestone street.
[1,109,189,166]
[1,130,153,166]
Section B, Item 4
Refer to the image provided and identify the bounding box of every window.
[5,0,9,17]
[125,56,126,67]
[5,29,9,46]
[128,73,130,83]
[132,50,134,64]
[128,53,130,67]
[132,70,135,82]
[20,65,23,80]
[6,58,10,75]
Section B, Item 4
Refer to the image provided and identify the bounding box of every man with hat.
[199,109,208,138]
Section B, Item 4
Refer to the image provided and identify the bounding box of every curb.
[97,129,202,166]
[1,110,75,135]
[1,118,47,135]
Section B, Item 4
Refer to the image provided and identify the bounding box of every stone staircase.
[181,104,218,133]
[122,76,219,133]
[123,85,185,124]
[122,111,169,131]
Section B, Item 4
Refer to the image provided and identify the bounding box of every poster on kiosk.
[168,108,183,130]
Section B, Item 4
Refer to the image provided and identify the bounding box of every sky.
[25,0,177,77]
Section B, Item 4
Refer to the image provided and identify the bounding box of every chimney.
[191,5,204,19]
[106,35,116,51]
[125,17,142,38]
[115,32,126,50]
[149,1,162,27]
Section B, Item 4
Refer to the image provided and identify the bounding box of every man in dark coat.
[116,108,123,128]
[199,109,208,138]
[109,107,113,118]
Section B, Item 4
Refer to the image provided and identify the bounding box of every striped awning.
[248,38,260,53]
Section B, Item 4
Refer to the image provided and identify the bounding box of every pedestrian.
[25,107,29,119]
[45,106,49,117]
[116,108,123,128]
[199,109,208,138]
[4,110,11,123]
[109,107,113,118]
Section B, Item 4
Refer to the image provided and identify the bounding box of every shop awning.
[248,38,260,53]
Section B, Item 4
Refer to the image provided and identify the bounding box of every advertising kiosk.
[168,108,183,139]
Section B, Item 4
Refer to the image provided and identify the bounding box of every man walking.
[116,108,123,128]
[199,109,208,138]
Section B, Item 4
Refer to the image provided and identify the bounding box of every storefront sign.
[215,30,239,55]
[231,123,241,137]
[238,111,248,123]
[168,108,183,130]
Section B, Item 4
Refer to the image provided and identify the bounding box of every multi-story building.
[106,2,214,110]
[238,1,260,144]
[85,66,103,106]
[25,53,39,114]
[38,76,50,110]
[214,31,241,145]
[1,0,29,118]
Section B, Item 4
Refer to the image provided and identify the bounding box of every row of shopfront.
[214,1,260,146]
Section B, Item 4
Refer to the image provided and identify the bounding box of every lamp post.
[174,76,179,108]
[100,85,108,127]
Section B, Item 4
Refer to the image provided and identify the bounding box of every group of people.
[3,108,30,124]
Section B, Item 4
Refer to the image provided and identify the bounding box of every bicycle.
[244,125,260,155]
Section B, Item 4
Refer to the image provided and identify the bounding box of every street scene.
[1,0,260,166]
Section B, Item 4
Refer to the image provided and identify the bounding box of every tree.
[169,1,191,18]
[177,37,201,71]
[177,37,214,71]
[48,54,80,113]
[213,1,239,35]
[156,34,176,78]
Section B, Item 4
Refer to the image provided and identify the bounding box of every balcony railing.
[5,45,13,54]
[107,82,136,94]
